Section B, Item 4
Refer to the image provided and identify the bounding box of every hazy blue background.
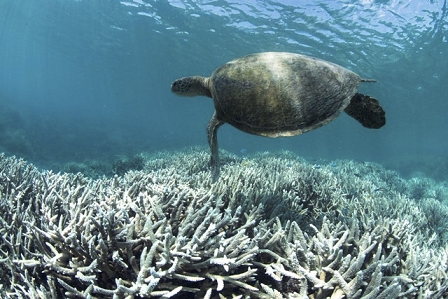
[0,0,447,179]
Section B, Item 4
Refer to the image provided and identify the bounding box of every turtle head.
[171,76,211,98]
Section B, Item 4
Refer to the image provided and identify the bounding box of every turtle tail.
[344,93,385,129]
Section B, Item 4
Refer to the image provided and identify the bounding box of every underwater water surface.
[1,0,447,180]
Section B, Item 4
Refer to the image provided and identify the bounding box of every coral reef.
[1,149,448,298]
[387,154,448,183]
[53,153,146,179]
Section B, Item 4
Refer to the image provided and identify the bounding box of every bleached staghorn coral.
[0,158,271,297]
[1,150,448,298]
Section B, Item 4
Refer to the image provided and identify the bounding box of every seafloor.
[1,148,447,298]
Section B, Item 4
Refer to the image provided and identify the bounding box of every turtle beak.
[170,80,178,92]
[171,78,185,94]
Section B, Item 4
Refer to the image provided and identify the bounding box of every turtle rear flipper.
[344,93,386,129]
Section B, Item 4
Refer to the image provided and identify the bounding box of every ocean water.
[0,0,447,177]
[1,1,448,297]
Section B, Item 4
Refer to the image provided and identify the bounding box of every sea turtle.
[171,52,385,181]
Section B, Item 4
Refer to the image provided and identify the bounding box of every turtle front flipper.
[207,112,225,182]
[344,93,386,129]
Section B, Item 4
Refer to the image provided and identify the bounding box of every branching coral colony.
[1,149,448,298]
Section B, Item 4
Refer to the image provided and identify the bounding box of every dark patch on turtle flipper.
[344,93,386,129]
[207,112,224,182]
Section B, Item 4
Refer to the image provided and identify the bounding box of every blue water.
[0,0,447,179]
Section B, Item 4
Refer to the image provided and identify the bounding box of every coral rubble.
[1,149,448,298]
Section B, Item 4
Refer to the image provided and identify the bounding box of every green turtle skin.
[171,52,386,181]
